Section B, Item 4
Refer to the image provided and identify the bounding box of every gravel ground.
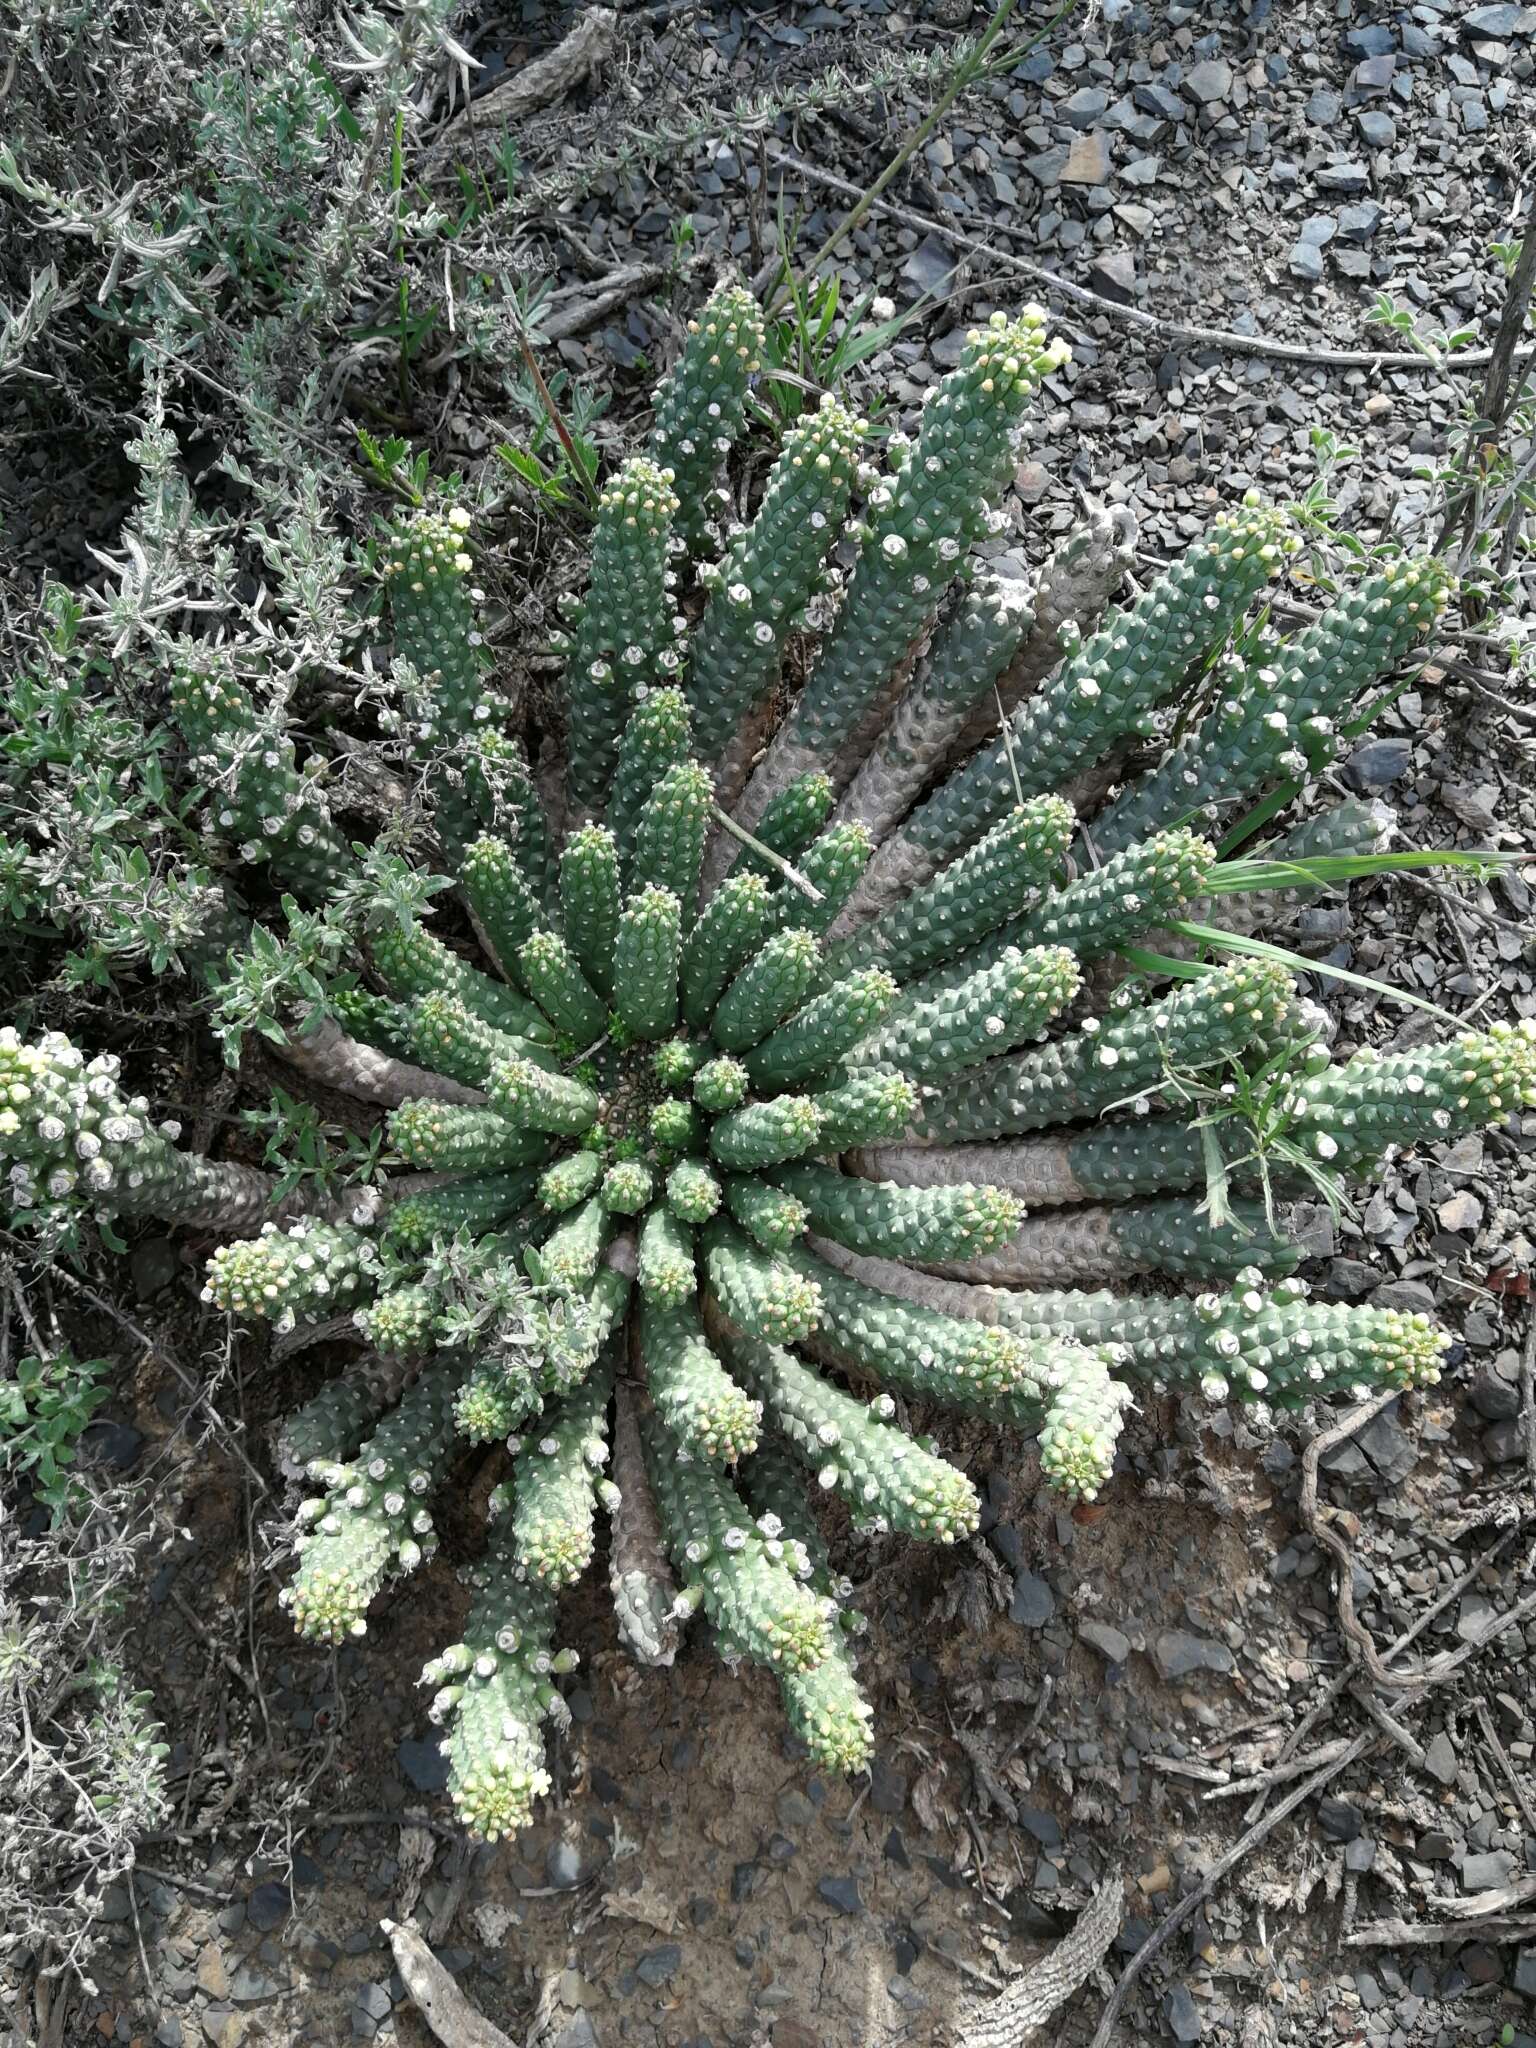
[11,1,1536,2044]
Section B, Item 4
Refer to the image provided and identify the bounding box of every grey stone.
[902,235,954,296]
[1469,1366,1521,1421]
[1346,738,1412,788]
[1288,240,1325,284]
[1485,1418,1526,1464]
[1308,89,1342,124]
[1120,155,1161,186]
[355,1983,393,2022]
[1318,1797,1362,1843]
[1344,1835,1377,1873]
[1061,87,1109,127]
[1462,1850,1515,1890]
[1134,83,1188,122]
[1337,201,1385,241]
[1354,54,1396,91]
[817,1874,862,1915]
[1463,5,1535,33]
[636,1944,682,1986]
[1063,132,1112,186]
[1153,1630,1232,1681]
[1424,1731,1458,1787]
[156,2024,184,2048]
[1356,110,1397,146]
[1357,1404,1417,1485]
[1164,1982,1203,2042]
[246,1883,289,1933]
[1088,251,1137,303]
[777,1788,816,1829]
[551,2019,599,2048]
[1316,162,1372,196]
[1513,1949,1536,1996]
[1024,147,1069,188]
[397,1736,449,1794]
[1009,1570,1055,1627]
[1344,24,1396,56]
[230,1964,285,2004]
[1019,1806,1063,1848]
[869,1755,908,1816]
[1297,213,1338,247]
[1183,59,1232,104]
[1080,1620,1131,1665]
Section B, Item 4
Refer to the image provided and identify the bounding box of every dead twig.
[1473,1698,1536,1839]
[1299,1392,1423,1695]
[423,9,616,170]
[383,1917,516,2048]
[953,1879,1123,2048]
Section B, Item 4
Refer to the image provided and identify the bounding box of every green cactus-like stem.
[460,835,544,987]
[765,825,874,940]
[667,1158,723,1223]
[776,1644,876,1772]
[277,1351,419,1479]
[517,930,608,1045]
[742,311,1064,784]
[904,958,1296,1145]
[389,1100,554,1174]
[643,1409,835,1673]
[993,1270,1448,1407]
[702,1219,822,1344]
[382,506,486,740]
[613,885,683,1040]
[423,1523,560,1840]
[539,1149,605,1212]
[833,566,1035,845]
[511,1358,614,1586]
[533,1195,609,1294]
[285,1358,464,1642]
[720,1328,978,1542]
[608,687,693,849]
[828,798,1075,983]
[384,1170,541,1251]
[650,1097,703,1152]
[648,281,765,554]
[771,1161,1021,1264]
[736,1437,846,1603]
[640,1296,762,1462]
[563,457,682,817]
[654,1038,705,1089]
[724,1174,809,1252]
[630,760,713,922]
[801,1240,1129,1500]
[693,1056,749,1113]
[782,1241,1025,1407]
[810,1070,916,1152]
[1003,829,1217,961]
[840,501,1293,935]
[487,1053,600,1137]
[370,917,552,1043]
[205,1217,377,1325]
[402,990,539,1091]
[681,872,775,1030]
[455,1259,631,1444]
[1287,1020,1536,1173]
[638,1204,697,1308]
[709,1092,824,1172]
[859,945,1080,1080]
[746,774,837,862]
[1096,557,1451,854]
[355,1283,439,1356]
[559,825,622,1000]
[168,656,355,903]
[689,398,864,767]
[744,969,899,1092]
[923,1193,1298,1287]
[468,735,556,910]
[712,927,822,1053]
[602,1159,655,1214]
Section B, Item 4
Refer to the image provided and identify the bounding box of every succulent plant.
[4,287,1528,1841]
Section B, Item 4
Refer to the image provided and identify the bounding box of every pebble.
[1424,1732,1459,1787]
[1088,251,1137,303]
[635,1944,682,1986]
[776,1789,817,1829]
[1317,1796,1363,1843]
[1079,1620,1132,1665]
[245,1883,289,1933]
[546,1839,604,1890]
[397,1737,449,1794]
[817,1875,862,1915]
[1152,1630,1232,1681]
[1063,132,1112,185]
[869,1755,909,1816]
[1163,1982,1203,2042]
[1009,1569,1056,1626]
[1183,58,1232,104]
[1345,738,1413,789]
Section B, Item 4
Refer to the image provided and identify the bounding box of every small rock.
[1424,1731,1459,1787]
[1164,1982,1202,2043]
[1355,110,1397,146]
[1061,87,1110,127]
[1009,1570,1055,1627]
[397,1737,449,1794]
[1345,1836,1377,1873]
[1513,1948,1536,1996]
[1088,251,1137,303]
[1463,4,1535,33]
[1153,1630,1232,1682]
[1018,1806,1063,1849]
[229,1964,284,2006]
[1079,1620,1131,1665]
[1316,162,1371,196]
[197,1947,230,2000]
[1337,201,1385,241]
[1318,1796,1362,1843]
[246,1883,289,1934]
[355,1983,393,2023]
[636,1944,682,1987]
[1183,58,1232,104]
[1462,1850,1515,1890]
[546,1839,604,1889]
[1346,738,1412,789]
[1345,24,1396,55]
[776,1789,816,1830]
[1288,240,1325,284]
[1437,1190,1482,1233]
[817,1875,862,1915]
[550,2018,599,2048]
[1468,1366,1520,1421]
[731,1861,761,1902]
[1120,155,1161,186]
[1024,147,1069,189]
[869,1756,908,1817]
[1062,132,1112,185]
